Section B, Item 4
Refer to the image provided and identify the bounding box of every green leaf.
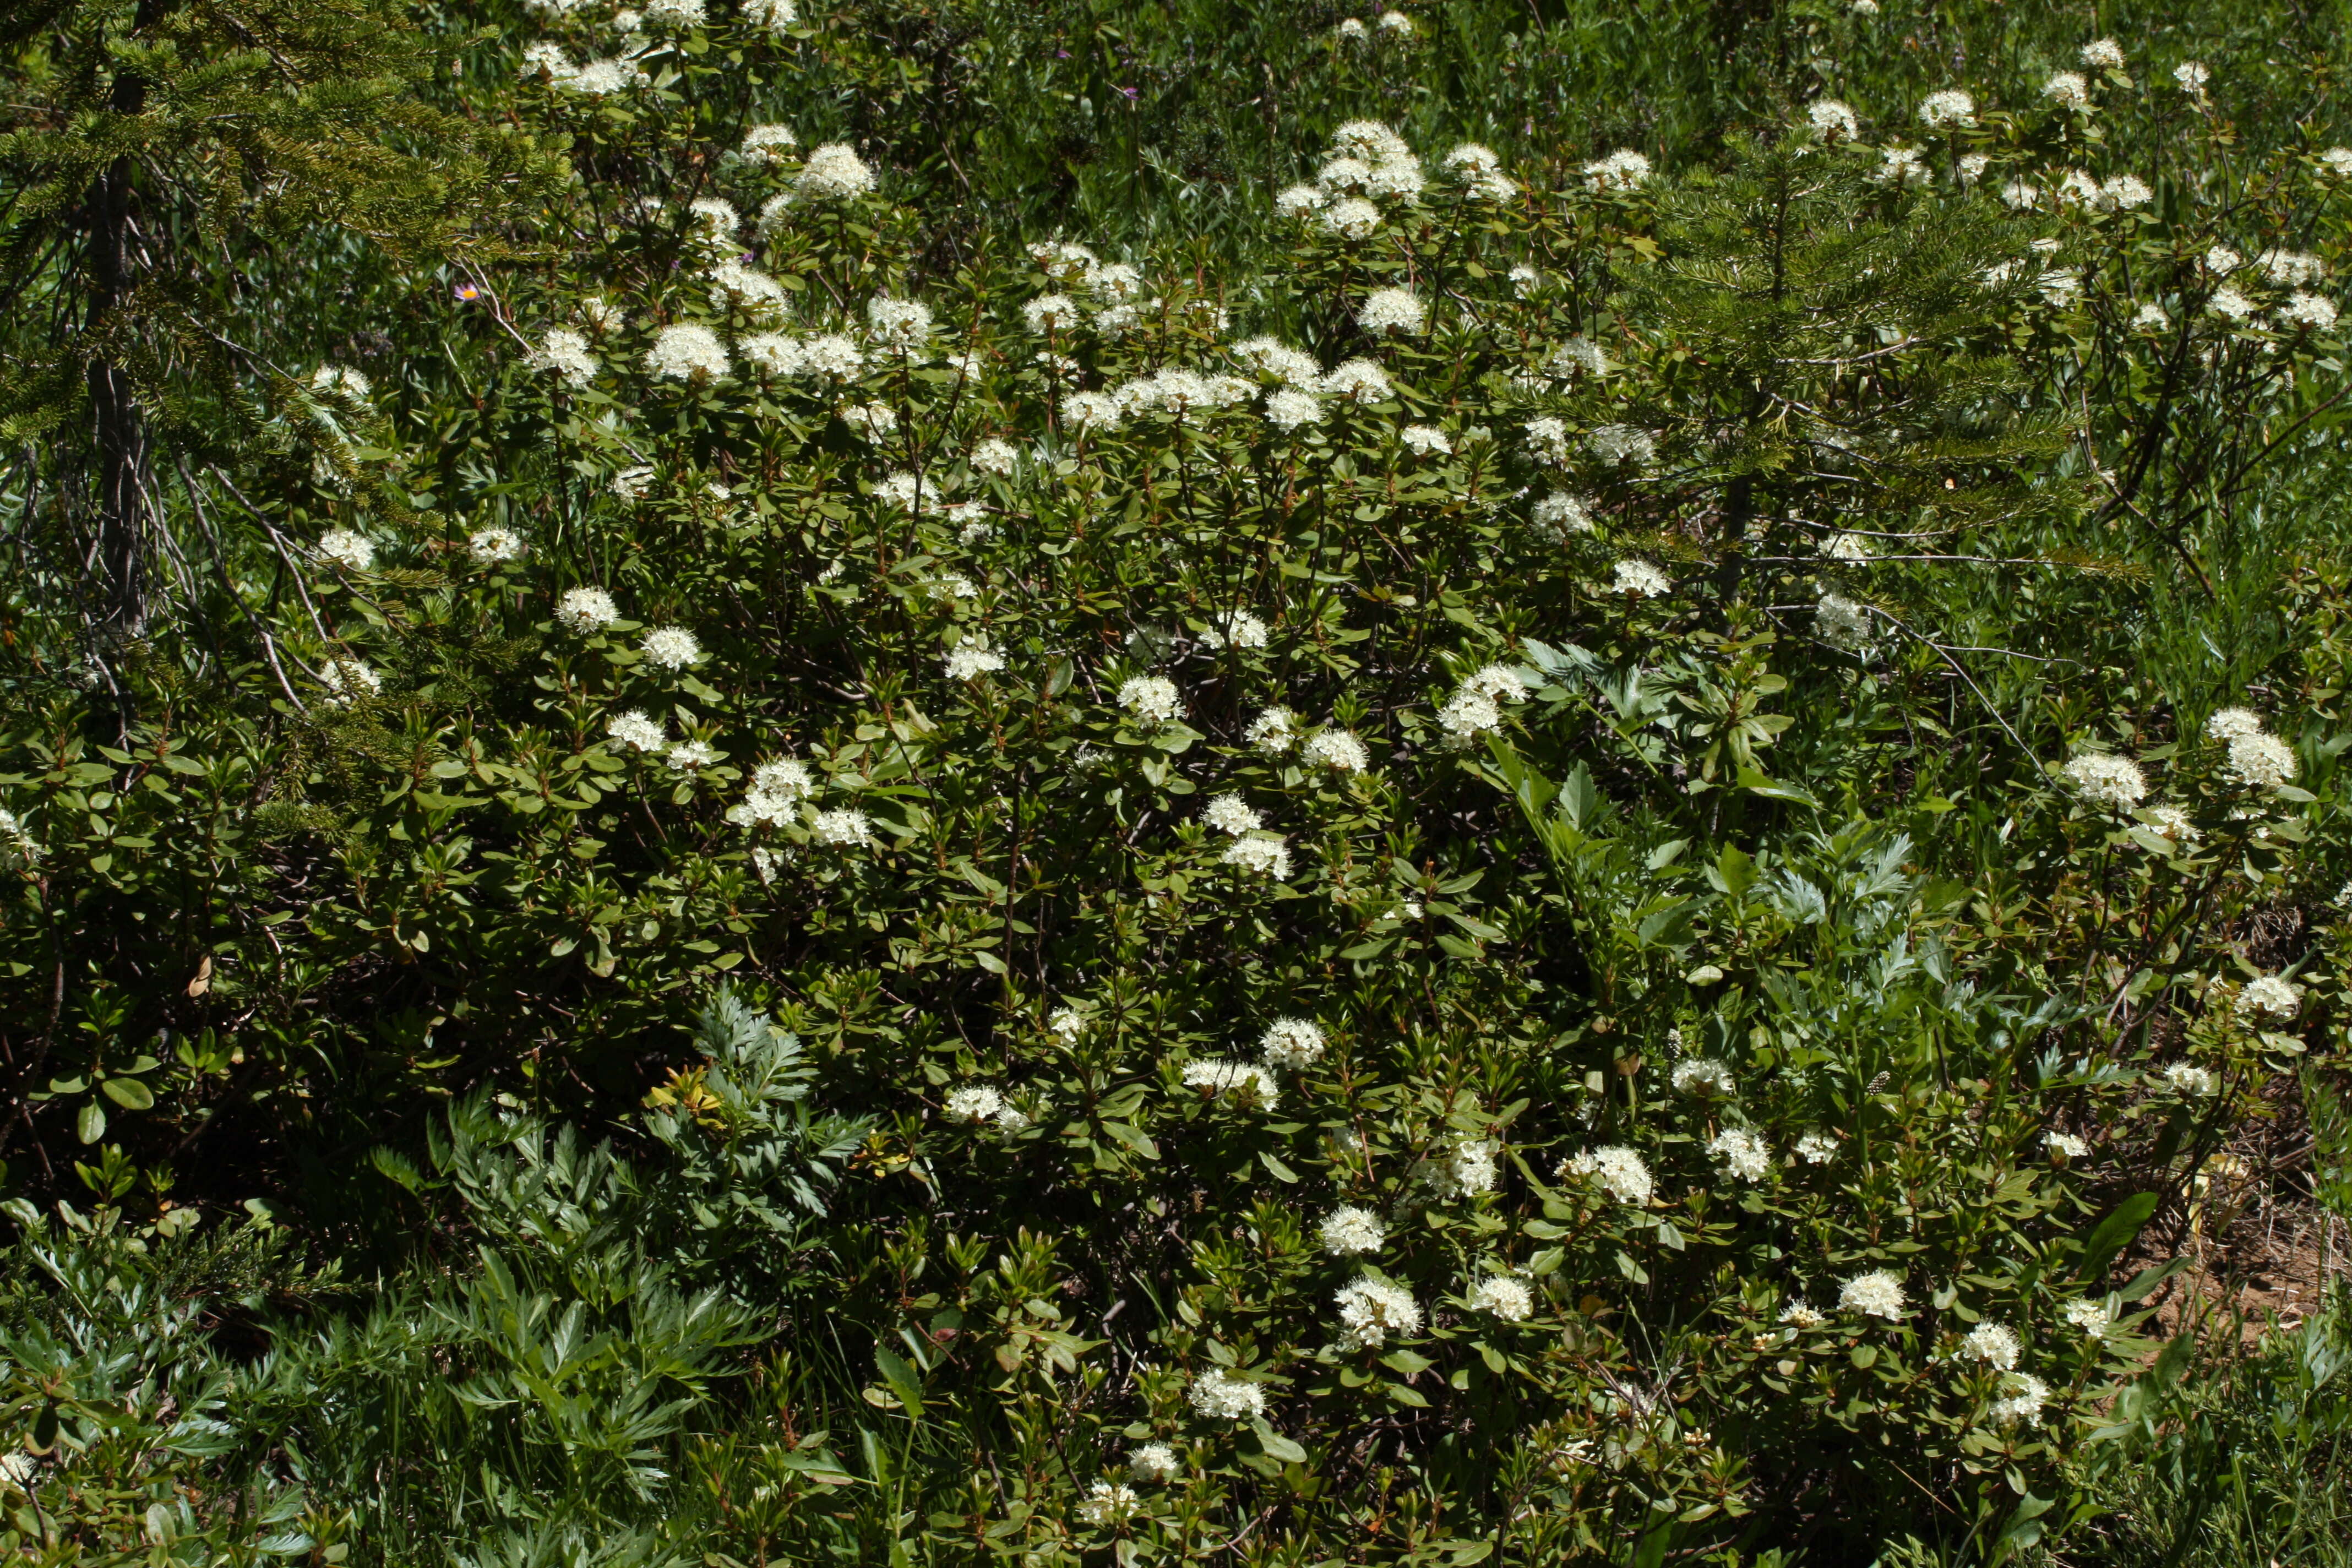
[100,1077,154,1110]
[1251,1418,1306,1463]
[1259,1151,1298,1183]
[76,1101,106,1144]
[2079,1191,2160,1281]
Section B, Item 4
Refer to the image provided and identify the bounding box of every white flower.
[866,296,934,353]
[1335,1275,1422,1349]
[945,1084,1005,1121]
[1205,609,1270,650]
[1999,179,2041,211]
[1183,1058,1280,1104]
[812,808,873,848]
[612,467,655,503]
[1919,89,1975,129]
[1203,793,1262,836]
[875,472,925,510]
[1708,1126,1771,1182]
[1320,358,1391,403]
[2061,753,2147,809]
[1533,492,1593,536]
[2282,293,2339,331]
[1259,1017,1325,1069]
[1583,149,1653,190]
[2081,37,2125,69]
[1117,675,1181,726]
[1817,592,1876,654]
[1958,1321,2022,1370]
[1376,8,1411,34]
[1549,339,1610,381]
[1275,183,1327,219]
[0,1452,40,1493]
[1126,1441,1180,1483]
[1806,100,1859,142]
[737,334,804,379]
[2098,175,2154,211]
[1222,834,1293,879]
[1959,153,1991,184]
[647,324,729,381]
[641,625,701,670]
[2226,732,2297,789]
[1023,293,1081,333]
[1323,197,1382,240]
[468,526,525,565]
[318,529,374,570]
[1047,1006,1086,1042]
[1611,559,1672,598]
[2322,148,2352,177]
[1562,1146,1653,1206]
[1781,1302,1827,1329]
[1320,1205,1387,1255]
[728,758,816,826]
[2132,302,2168,329]
[1436,1140,1498,1199]
[2047,1131,2090,1160]
[319,658,380,705]
[970,438,1021,476]
[943,641,1006,680]
[666,738,719,771]
[799,334,863,379]
[526,326,598,388]
[1246,707,1298,753]
[1364,159,1425,202]
[2208,287,2258,323]
[2205,706,2264,742]
[795,143,875,203]
[2061,1298,2112,1338]
[1437,687,1502,741]
[1468,1276,1534,1322]
[2174,61,2210,93]
[1587,423,1656,465]
[1991,1374,2049,1427]
[1061,390,1123,431]
[310,364,371,400]
[740,123,796,164]
[1840,1270,1908,1319]
[1399,424,1451,456]
[2235,974,2303,1022]
[1357,287,1424,335]
[643,0,704,24]
[2205,244,2244,275]
[2043,71,2091,111]
[2162,1062,2218,1096]
[2038,269,2082,308]
[687,196,739,238]
[1877,145,1928,187]
[1795,1131,1838,1164]
[1075,1480,1137,1527]
[1234,336,1322,386]
[557,586,620,632]
[1670,1058,1736,1098]
[607,709,666,752]
[842,402,897,439]
[1303,728,1371,772]
[1262,388,1325,431]
[558,58,639,96]
[1187,1367,1266,1422]
[1330,119,1412,162]
[1444,143,1502,181]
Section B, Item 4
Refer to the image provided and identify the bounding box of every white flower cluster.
[1182,1058,1280,1106]
[1562,1145,1653,1206]
[1840,1270,1908,1319]
[2061,751,2147,810]
[728,758,815,828]
[1442,142,1520,201]
[1128,1442,1180,1483]
[1320,1205,1386,1255]
[1434,1139,1498,1199]
[2207,706,2297,790]
[1335,1274,1423,1349]
[1276,121,1425,236]
[1466,1275,1533,1321]
[1957,1321,2022,1370]
[526,326,599,388]
[2234,973,2302,1023]
[1188,1366,1266,1422]
[1707,1126,1771,1183]
[1075,1480,1136,1527]
[1258,1017,1326,1069]
[943,1083,1030,1133]
[1583,149,1652,191]
[1670,1057,1735,1098]
[1435,662,1529,742]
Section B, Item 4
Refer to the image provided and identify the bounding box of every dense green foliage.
[4,0,2352,1563]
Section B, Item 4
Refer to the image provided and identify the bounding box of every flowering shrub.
[4,2,2352,1562]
